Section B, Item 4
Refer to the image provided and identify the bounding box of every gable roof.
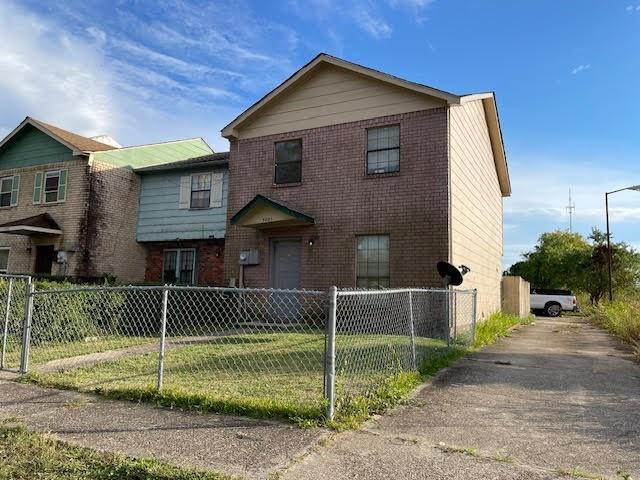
[221,53,511,197]
[0,213,62,236]
[0,117,116,155]
[221,53,459,139]
[230,194,315,228]
[90,138,214,169]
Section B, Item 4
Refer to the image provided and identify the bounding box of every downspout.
[446,106,453,265]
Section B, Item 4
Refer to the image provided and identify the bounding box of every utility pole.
[566,188,575,233]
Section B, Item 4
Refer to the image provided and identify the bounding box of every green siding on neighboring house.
[137,167,228,242]
[92,138,213,169]
[0,125,77,169]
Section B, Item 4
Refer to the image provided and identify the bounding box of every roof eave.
[468,93,511,197]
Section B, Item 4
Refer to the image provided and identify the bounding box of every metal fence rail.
[5,282,476,421]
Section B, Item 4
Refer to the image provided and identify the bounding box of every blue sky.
[1,0,639,268]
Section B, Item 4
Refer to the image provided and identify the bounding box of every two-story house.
[221,54,511,318]
[0,117,213,281]
[134,153,229,285]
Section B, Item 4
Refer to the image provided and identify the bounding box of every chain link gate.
[0,274,32,372]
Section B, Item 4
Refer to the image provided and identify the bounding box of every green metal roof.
[90,138,213,169]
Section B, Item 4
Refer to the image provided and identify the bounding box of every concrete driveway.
[281,317,640,479]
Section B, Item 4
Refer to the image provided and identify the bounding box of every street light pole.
[605,192,613,301]
[604,185,640,302]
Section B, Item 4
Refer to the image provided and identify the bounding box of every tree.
[506,228,640,304]
[506,230,591,291]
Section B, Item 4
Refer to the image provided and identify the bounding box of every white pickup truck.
[530,288,578,317]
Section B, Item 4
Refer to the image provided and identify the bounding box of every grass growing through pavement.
[0,421,231,480]
[23,312,530,429]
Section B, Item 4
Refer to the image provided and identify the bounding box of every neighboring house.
[134,153,229,286]
[221,53,511,318]
[0,116,213,281]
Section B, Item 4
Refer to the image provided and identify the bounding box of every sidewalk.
[0,376,327,479]
[282,318,640,479]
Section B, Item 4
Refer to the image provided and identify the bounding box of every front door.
[34,245,55,274]
[271,239,301,289]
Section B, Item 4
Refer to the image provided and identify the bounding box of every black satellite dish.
[437,261,470,287]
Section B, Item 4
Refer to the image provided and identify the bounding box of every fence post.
[408,290,416,370]
[324,286,337,421]
[156,285,169,391]
[452,290,458,343]
[19,280,33,374]
[470,289,477,345]
[1,278,13,369]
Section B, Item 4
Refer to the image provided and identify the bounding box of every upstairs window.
[0,177,12,207]
[367,125,400,174]
[356,235,390,288]
[190,174,212,209]
[275,139,302,184]
[34,170,67,204]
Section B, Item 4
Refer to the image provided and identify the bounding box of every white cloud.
[351,4,393,39]
[626,4,640,12]
[571,64,591,75]
[0,1,300,151]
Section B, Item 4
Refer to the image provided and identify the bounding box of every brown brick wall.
[82,160,146,282]
[224,108,449,290]
[144,240,225,286]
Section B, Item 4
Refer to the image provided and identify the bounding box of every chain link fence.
[0,274,31,371]
[5,282,476,421]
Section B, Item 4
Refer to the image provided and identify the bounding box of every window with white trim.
[44,171,61,203]
[0,177,12,207]
[163,249,196,284]
[0,248,8,273]
[190,173,212,209]
[367,125,400,174]
[356,235,390,288]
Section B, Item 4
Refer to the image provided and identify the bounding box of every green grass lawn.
[2,336,155,370]
[0,421,230,480]
[25,332,449,425]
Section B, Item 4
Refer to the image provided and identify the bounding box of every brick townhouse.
[222,54,511,318]
[134,152,229,286]
[0,117,213,282]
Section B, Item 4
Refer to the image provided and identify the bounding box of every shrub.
[587,298,640,355]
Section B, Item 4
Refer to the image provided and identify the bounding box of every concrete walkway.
[1,317,639,479]
[0,376,327,479]
[281,317,640,479]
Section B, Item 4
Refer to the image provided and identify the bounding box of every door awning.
[0,213,62,235]
[230,195,314,229]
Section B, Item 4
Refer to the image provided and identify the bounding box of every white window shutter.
[179,176,191,209]
[209,172,224,208]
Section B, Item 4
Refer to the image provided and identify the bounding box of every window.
[37,170,67,204]
[356,235,390,288]
[0,177,12,207]
[163,249,196,284]
[190,174,212,209]
[367,125,400,174]
[275,139,302,184]
[0,248,8,273]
